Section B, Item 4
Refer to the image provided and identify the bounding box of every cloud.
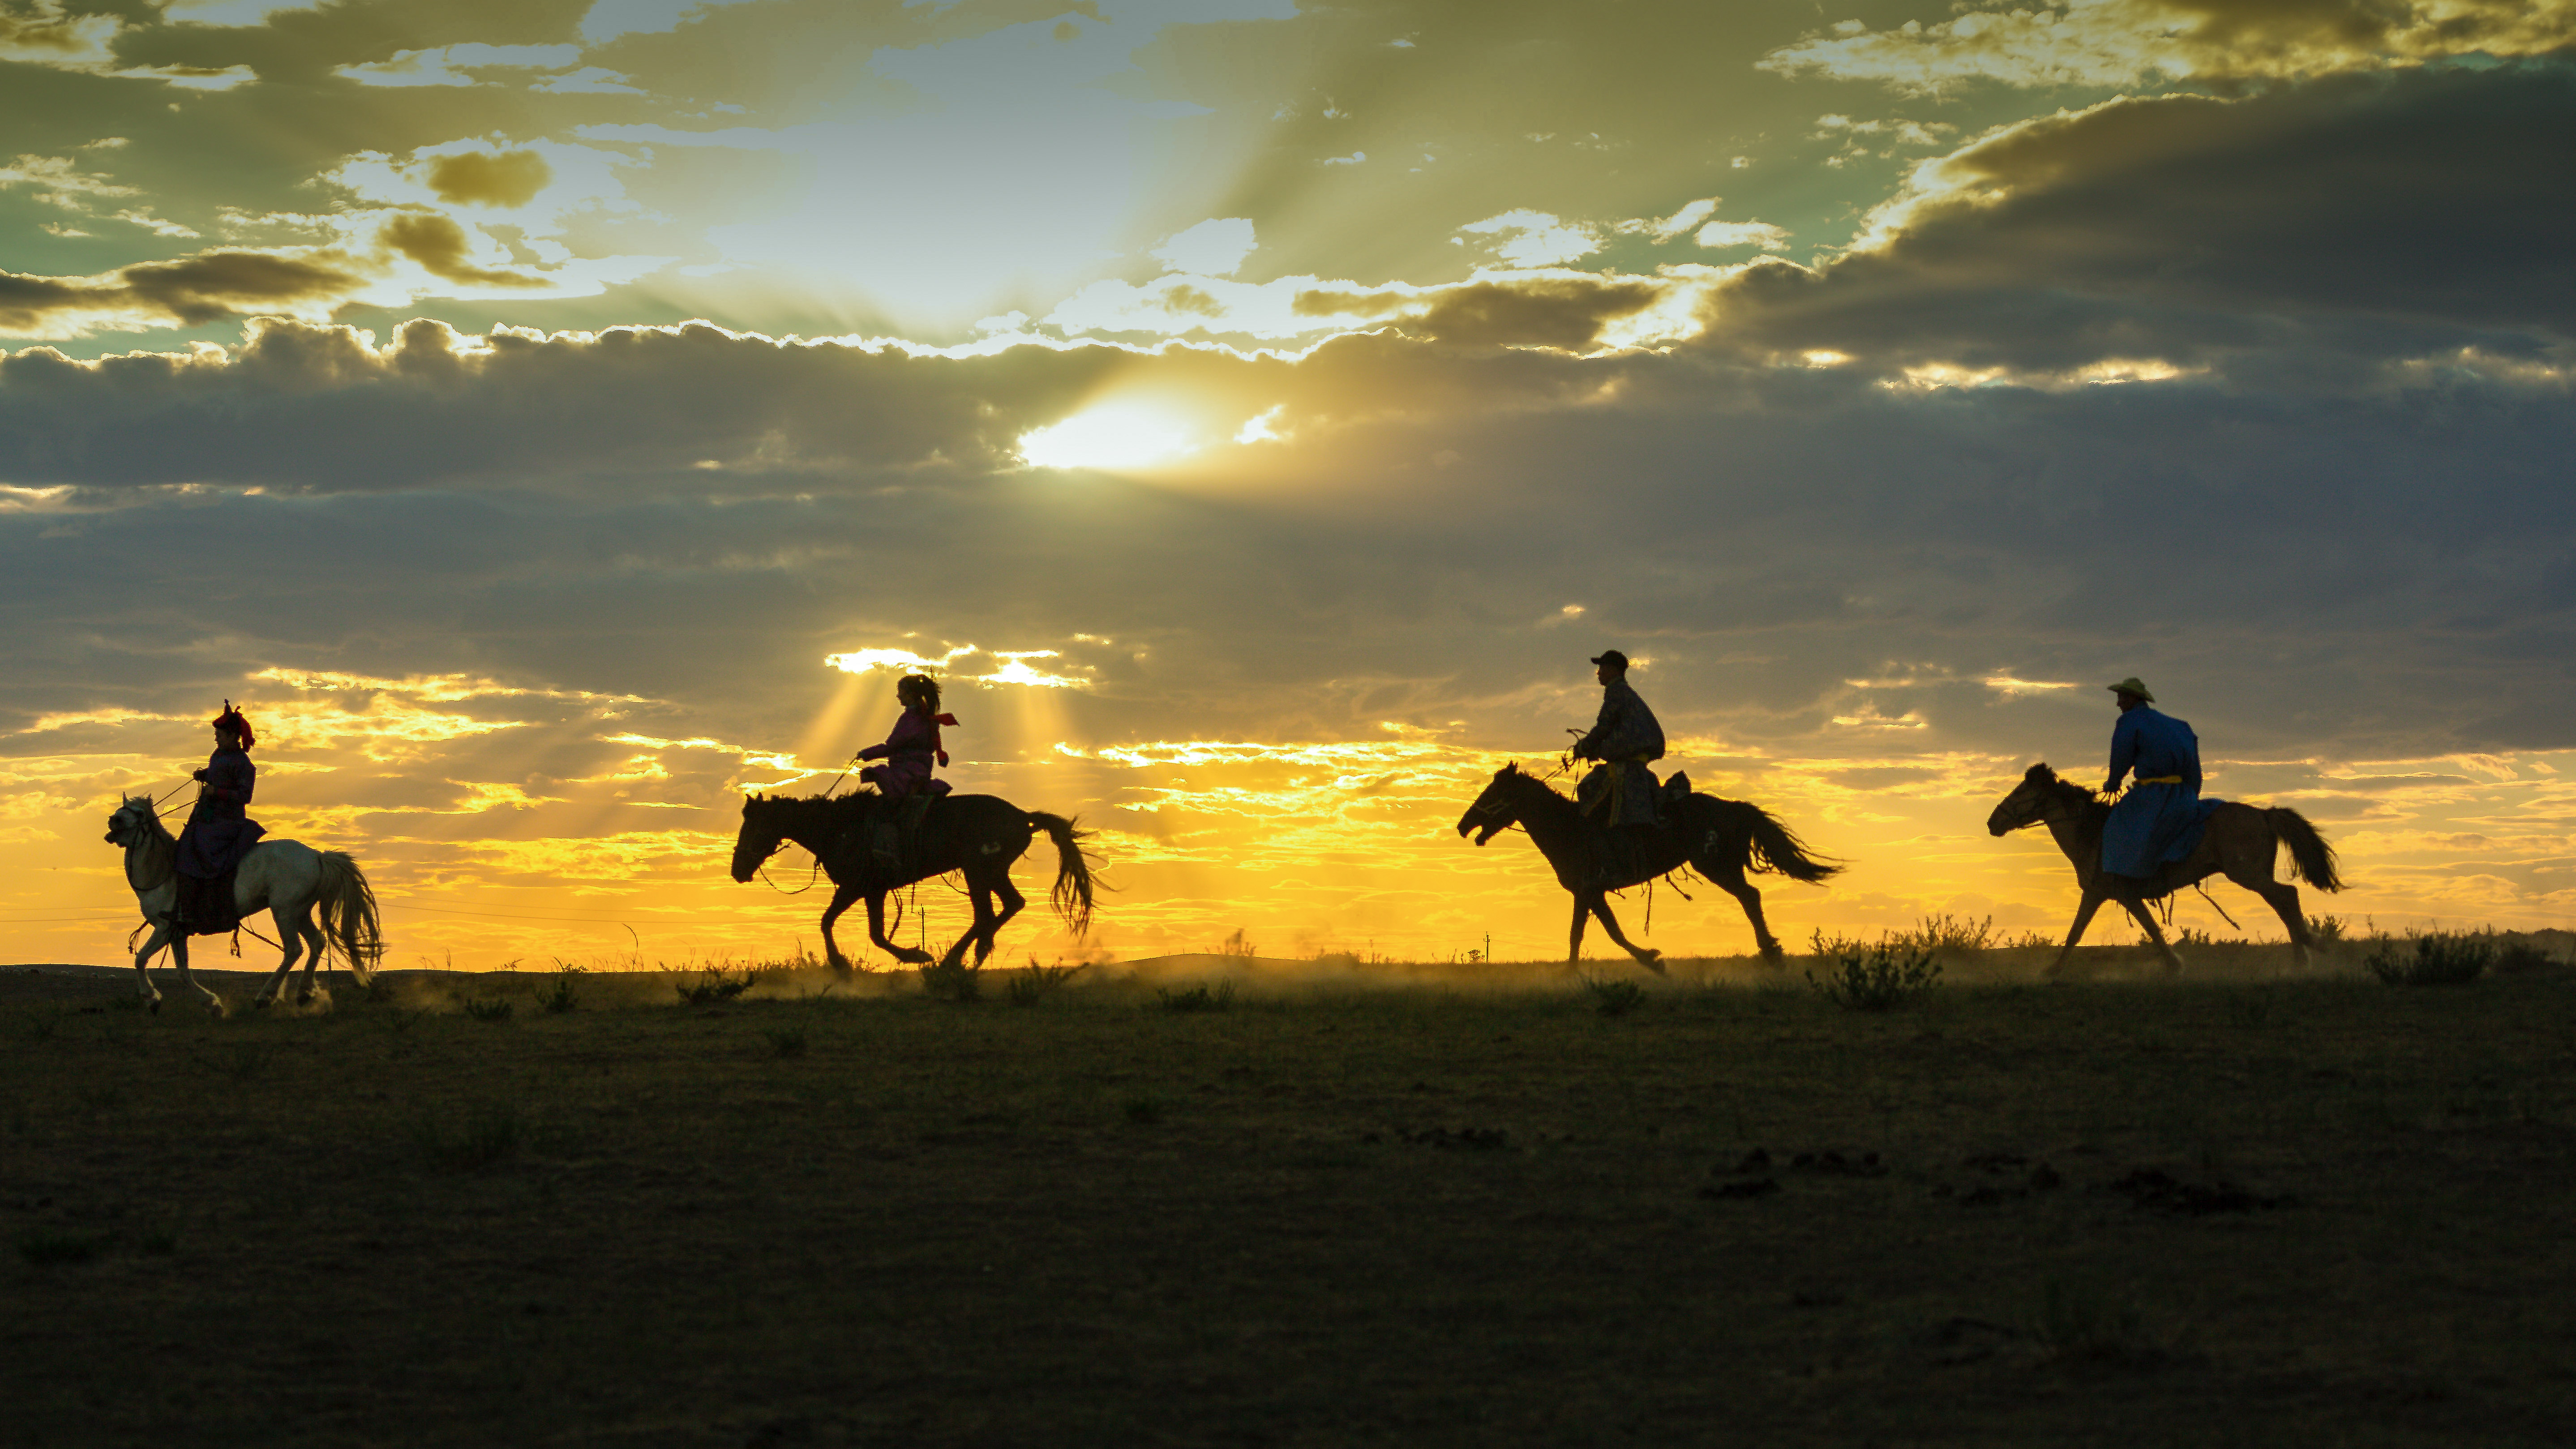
[1457,210,1601,267]
[378,213,547,287]
[1704,65,2576,375]
[0,250,364,338]
[1761,0,2576,92]
[425,149,555,208]
[336,43,585,87]
[1151,218,1258,277]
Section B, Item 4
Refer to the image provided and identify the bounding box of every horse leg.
[2046,892,2108,979]
[1567,893,1592,965]
[298,909,331,1001]
[131,920,171,1013]
[2229,865,2310,970]
[819,881,866,970]
[1709,864,1783,964]
[937,883,994,970]
[866,890,933,966]
[1589,896,1665,976]
[2122,899,2183,975]
[253,905,305,1008]
[167,933,224,1016]
[976,874,1026,966]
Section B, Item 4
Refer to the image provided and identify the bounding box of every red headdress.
[212,700,256,750]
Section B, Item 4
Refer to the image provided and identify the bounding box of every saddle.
[174,869,242,937]
[867,792,942,876]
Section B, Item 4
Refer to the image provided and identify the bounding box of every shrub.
[1581,975,1646,1016]
[919,959,982,1003]
[1890,913,1996,953]
[462,996,514,1022]
[1156,981,1235,1012]
[535,966,583,1015]
[411,1101,526,1171]
[1805,945,1941,1011]
[2494,939,2556,974]
[1006,960,1084,1006]
[2306,913,2348,946]
[2366,935,2492,987]
[673,969,754,1006]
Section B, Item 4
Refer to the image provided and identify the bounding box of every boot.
[871,819,902,873]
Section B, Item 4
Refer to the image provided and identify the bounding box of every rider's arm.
[2103,713,2137,793]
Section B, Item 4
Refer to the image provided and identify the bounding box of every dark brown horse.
[1986,763,2342,976]
[1456,763,1842,971]
[730,791,1093,970]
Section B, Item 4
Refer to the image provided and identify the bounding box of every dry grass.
[5,939,2574,1445]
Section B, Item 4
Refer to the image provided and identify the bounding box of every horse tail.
[314,851,386,982]
[2267,807,2344,892]
[1026,812,1095,937]
[1713,798,1843,883]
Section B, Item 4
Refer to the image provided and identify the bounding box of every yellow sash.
[2134,775,2183,785]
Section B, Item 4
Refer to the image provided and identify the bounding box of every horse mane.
[1493,763,1582,816]
[750,790,879,828]
[120,793,175,845]
[2024,763,2110,829]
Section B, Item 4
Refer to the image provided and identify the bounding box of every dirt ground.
[5,943,2574,1447]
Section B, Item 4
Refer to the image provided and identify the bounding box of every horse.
[103,794,386,1014]
[730,791,1094,970]
[1456,763,1843,972]
[1985,763,2343,976]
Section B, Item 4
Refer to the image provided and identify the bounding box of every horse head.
[730,793,786,883]
[1986,763,2058,836]
[1456,763,1524,847]
[104,794,157,848]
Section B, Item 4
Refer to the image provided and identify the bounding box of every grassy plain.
[5,942,2576,1448]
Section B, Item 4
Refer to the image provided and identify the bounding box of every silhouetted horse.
[1456,763,1842,972]
[731,791,1093,970]
[1986,763,2342,976]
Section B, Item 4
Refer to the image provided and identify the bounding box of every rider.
[174,701,265,930]
[1571,650,1666,828]
[856,673,957,870]
[2099,677,2205,881]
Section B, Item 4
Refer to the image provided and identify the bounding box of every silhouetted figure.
[1571,650,1666,828]
[2097,677,2215,882]
[174,701,266,934]
[857,672,956,872]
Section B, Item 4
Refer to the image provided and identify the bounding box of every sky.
[4,0,2574,969]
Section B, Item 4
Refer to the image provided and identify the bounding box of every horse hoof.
[146,996,163,1016]
[252,996,274,1011]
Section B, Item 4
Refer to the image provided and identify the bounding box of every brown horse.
[1986,763,2343,976]
[730,791,1093,970]
[1457,763,1842,971]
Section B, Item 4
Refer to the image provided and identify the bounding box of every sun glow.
[1019,402,1198,471]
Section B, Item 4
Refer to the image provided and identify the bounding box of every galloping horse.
[1986,763,2343,976]
[731,791,1093,970]
[1456,763,1842,971]
[104,794,385,1014]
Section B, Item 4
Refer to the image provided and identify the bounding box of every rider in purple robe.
[857,674,957,868]
[174,703,266,928]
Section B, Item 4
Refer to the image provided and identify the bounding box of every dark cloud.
[424,148,550,208]
[0,248,363,334]
[1406,278,1661,349]
[1709,62,2576,372]
[377,213,541,287]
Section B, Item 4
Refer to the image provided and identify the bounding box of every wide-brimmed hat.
[2105,677,2154,702]
[1590,650,1630,670]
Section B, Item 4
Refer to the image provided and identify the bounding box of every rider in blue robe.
[2098,678,2219,880]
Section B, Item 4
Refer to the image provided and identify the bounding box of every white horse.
[104,794,385,1014]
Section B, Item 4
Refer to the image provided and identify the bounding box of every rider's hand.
[2100,780,2118,796]
[192,769,208,781]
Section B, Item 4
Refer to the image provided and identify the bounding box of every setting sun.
[1018,402,1199,471]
